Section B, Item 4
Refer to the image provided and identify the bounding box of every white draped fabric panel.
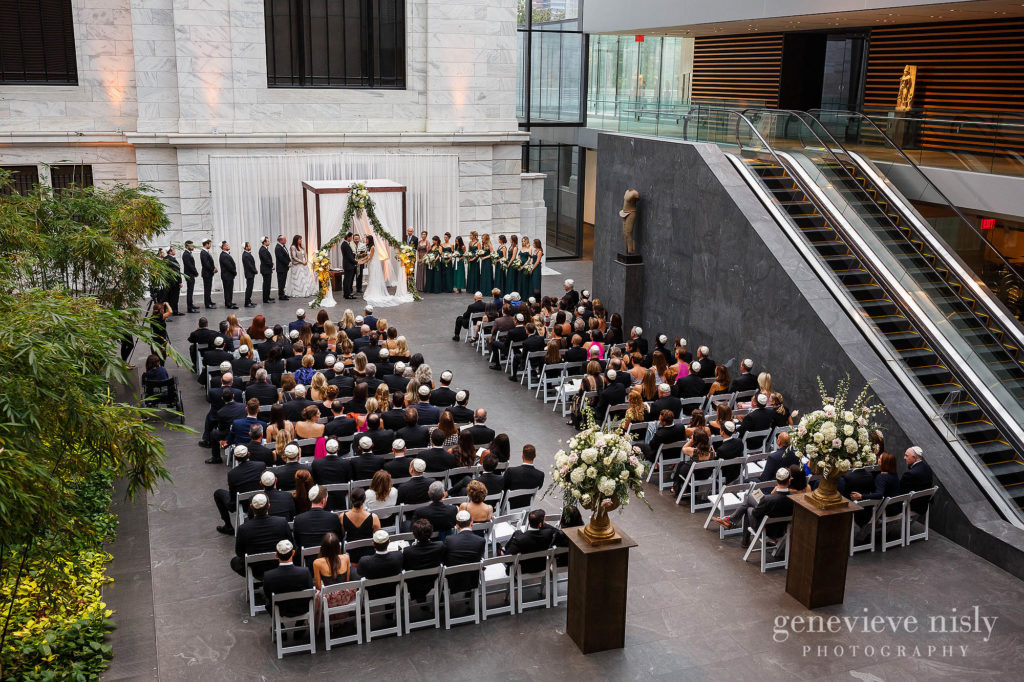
[208,153,459,290]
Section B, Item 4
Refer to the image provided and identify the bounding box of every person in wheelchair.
[142,354,169,383]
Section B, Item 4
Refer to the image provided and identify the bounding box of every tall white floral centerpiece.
[791,377,886,509]
[548,408,651,546]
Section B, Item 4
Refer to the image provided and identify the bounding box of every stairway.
[747,157,1024,510]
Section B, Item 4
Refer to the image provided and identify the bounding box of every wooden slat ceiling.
[692,33,783,108]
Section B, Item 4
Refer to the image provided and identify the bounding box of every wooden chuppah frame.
[300,181,408,250]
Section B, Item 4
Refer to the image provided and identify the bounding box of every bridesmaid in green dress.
[517,236,532,296]
[494,234,507,295]
[466,231,480,294]
[441,232,454,293]
[506,236,518,294]
[453,236,467,293]
[530,238,544,298]
[479,233,494,293]
[427,236,442,294]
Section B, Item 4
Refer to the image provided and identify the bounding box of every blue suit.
[364,314,378,329]
[288,319,308,334]
[230,416,267,445]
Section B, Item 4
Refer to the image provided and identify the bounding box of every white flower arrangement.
[790,376,886,478]
[548,406,651,511]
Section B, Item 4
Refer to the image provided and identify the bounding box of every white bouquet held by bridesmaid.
[791,376,886,508]
[548,406,650,544]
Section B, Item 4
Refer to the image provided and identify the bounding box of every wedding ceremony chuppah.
[302,180,417,308]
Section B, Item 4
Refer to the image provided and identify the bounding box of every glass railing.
[858,107,1024,178]
[807,109,1024,327]
[585,99,765,139]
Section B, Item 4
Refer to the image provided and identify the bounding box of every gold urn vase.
[578,497,622,546]
[806,462,848,510]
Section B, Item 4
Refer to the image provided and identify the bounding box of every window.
[0,166,40,195]
[265,0,405,88]
[0,0,78,85]
[50,164,93,193]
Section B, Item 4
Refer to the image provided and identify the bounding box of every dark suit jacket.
[442,530,486,591]
[283,398,317,423]
[464,424,495,446]
[504,525,557,573]
[839,468,876,497]
[673,374,706,399]
[739,407,776,440]
[420,447,455,473]
[564,346,587,364]
[227,460,267,498]
[414,502,457,534]
[759,446,800,483]
[182,249,199,277]
[716,437,744,484]
[230,415,266,445]
[275,243,290,272]
[349,453,385,481]
[273,461,310,491]
[215,402,247,433]
[430,386,457,407]
[219,250,237,279]
[340,240,357,268]
[449,405,474,424]
[503,464,543,510]
[595,382,627,421]
[384,456,412,480]
[244,381,278,406]
[751,490,794,538]
[381,408,406,431]
[311,456,350,484]
[200,248,216,277]
[402,541,444,599]
[396,476,435,504]
[862,472,899,501]
[650,396,682,419]
[329,375,356,397]
[648,423,688,461]
[188,326,219,349]
[263,563,313,616]
[242,250,257,278]
[366,428,395,455]
[730,373,758,393]
[357,551,403,598]
[292,507,344,550]
[414,402,441,426]
[384,374,409,394]
[396,425,430,448]
[324,416,357,451]
[900,460,935,513]
[245,441,276,468]
[258,245,274,274]
[234,515,293,577]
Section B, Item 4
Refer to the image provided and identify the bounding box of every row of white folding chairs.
[267,547,570,657]
[849,487,939,554]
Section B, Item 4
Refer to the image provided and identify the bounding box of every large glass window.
[0,0,77,85]
[517,1,585,126]
[265,0,405,88]
[524,142,582,259]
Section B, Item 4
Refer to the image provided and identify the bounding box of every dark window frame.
[50,164,93,194]
[0,165,40,195]
[265,0,406,89]
[0,0,78,85]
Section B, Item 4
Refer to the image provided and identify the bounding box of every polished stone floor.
[104,260,1024,681]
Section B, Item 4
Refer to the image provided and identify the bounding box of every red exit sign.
[980,218,996,230]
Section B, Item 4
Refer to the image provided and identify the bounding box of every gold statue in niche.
[896,65,917,112]
[619,188,640,255]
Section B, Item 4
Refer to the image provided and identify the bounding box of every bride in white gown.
[362,235,413,307]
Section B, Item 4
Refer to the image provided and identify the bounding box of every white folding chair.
[906,486,938,545]
[477,322,494,355]
[244,551,276,616]
[601,402,630,428]
[742,452,769,482]
[400,566,442,633]
[322,579,363,649]
[501,487,540,516]
[742,515,792,572]
[733,389,758,407]
[480,554,517,620]
[234,490,258,535]
[535,362,567,402]
[362,573,403,641]
[881,493,911,551]
[521,351,547,388]
[674,459,720,512]
[488,513,519,556]
[646,440,687,491]
[850,498,881,555]
[677,395,706,417]
[271,589,316,658]
[741,428,773,456]
[504,340,524,374]
[442,563,482,628]
[464,312,484,343]
[372,504,404,534]
[704,482,753,539]
[514,548,553,612]
[550,546,569,606]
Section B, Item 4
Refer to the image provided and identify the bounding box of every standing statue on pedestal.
[619,188,640,256]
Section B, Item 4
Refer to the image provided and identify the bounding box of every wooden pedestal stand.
[565,523,637,654]
[785,493,857,609]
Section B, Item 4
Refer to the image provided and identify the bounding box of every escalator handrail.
[744,108,1018,365]
[808,108,1023,280]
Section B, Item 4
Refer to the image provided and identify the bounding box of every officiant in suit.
[182,241,200,313]
[258,237,275,303]
[241,242,258,308]
[275,235,291,301]
[200,239,217,309]
[341,233,357,299]
[219,241,238,309]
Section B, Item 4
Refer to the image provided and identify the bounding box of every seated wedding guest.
[448,430,477,469]
[142,354,169,382]
[384,361,409,394]
[414,481,458,538]
[709,402,733,436]
[420,429,456,472]
[357,530,403,594]
[503,445,544,511]
[293,484,343,550]
[429,410,459,449]
[639,410,687,463]
[759,432,798,483]
[673,361,706,399]
[459,480,494,526]
[294,405,325,451]
[639,368,658,401]
[282,383,317,422]
[263,404,293,445]
[413,385,441,425]
[231,492,292,577]
[751,371,773,408]
[396,459,434,504]
[595,370,627,424]
[650,350,670,385]
[685,409,710,440]
[430,370,457,407]
[213,444,265,535]
[714,468,794,546]
[563,334,587,364]
[787,463,811,494]
[311,440,350,511]
[465,408,495,445]
[770,391,794,427]
[630,326,648,356]
[899,446,934,514]
[312,533,356,609]
[731,358,758,392]
[258,470,296,522]
[365,470,398,510]
[443,511,486,593]
[739,393,777,444]
[396,407,430,448]
[671,430,716,496]
[504,509,559,573]
[381,390,407,431]
[569,360,606,429]
[483,433,511,466]
[244,368,277,406]
[650,383,682,419]
[448,391,473,424]
[621,389,650,430]
[402,519,445,601]
[716,420,744,484]
[273,444,309,492]
[262,540,313,618]
[242,425,274,467]
[342,488,381,565]
[627,352,646,385]
[708,364,731,396]
[292,469,316,516]
[309,371,330,402]
[364,412,395,454]
[348,436,383,480]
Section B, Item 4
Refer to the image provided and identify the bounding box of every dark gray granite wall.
[593,132,1024,578]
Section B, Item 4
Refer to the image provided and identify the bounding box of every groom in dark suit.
[258,237,275,303]
[274,235,290,301]
[341,233,357,299]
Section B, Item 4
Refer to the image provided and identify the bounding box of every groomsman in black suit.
[258,236,275,303]
[274,235,291,301]
[200,239,217,309]
[164,246,184,315]
[182,240,200,313]
[241,242,257,308]
[341,233,357,299]
[219,241,238,309]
